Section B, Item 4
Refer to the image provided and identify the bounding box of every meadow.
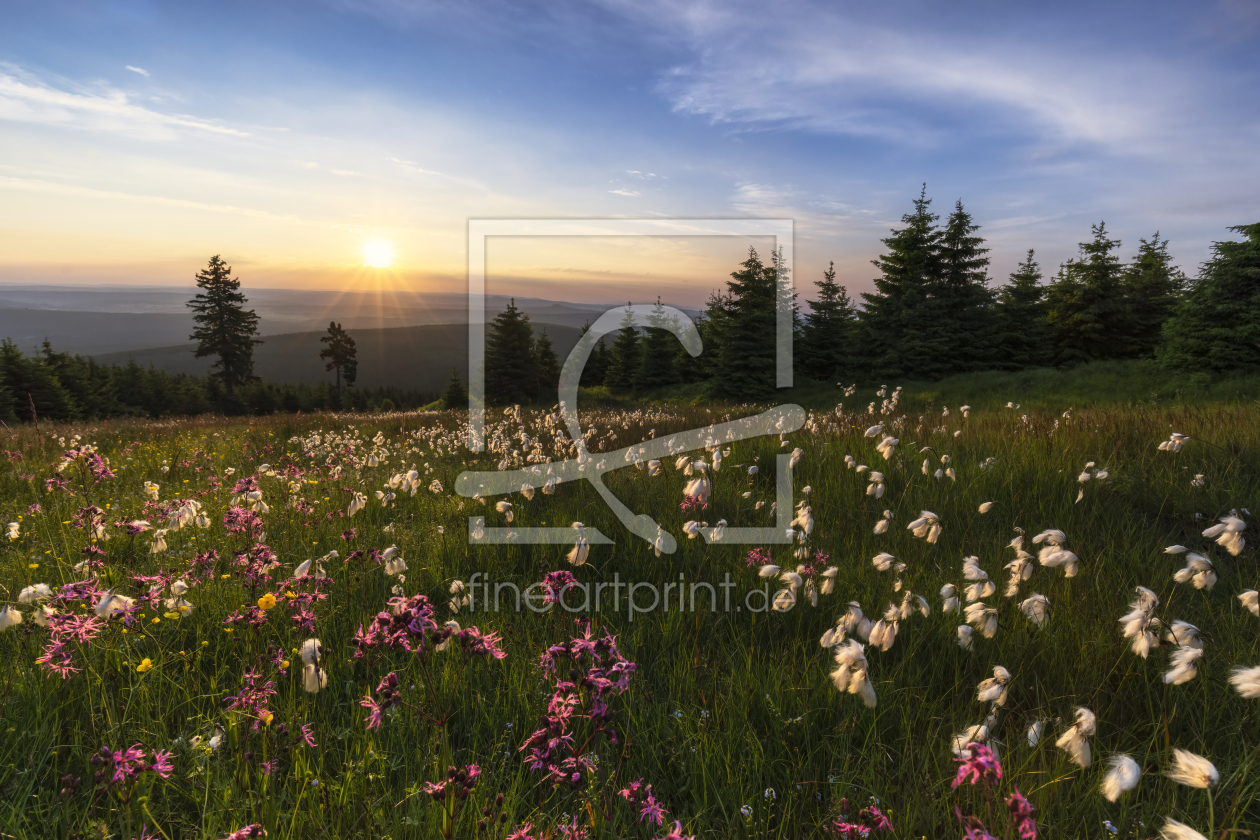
[0,389,1257,839]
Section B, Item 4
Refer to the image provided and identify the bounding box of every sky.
[0,0,1257,306]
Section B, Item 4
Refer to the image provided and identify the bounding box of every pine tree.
[318,321,358,395]
[603,304,641,393]
[484,299,539,405]
[441,366,469,409]
[993,250,1053,369]
[937,199,997,373]
[1159,223,1260,373]
[577,322,610,387]
[798,261,856,382]
[187,255,263,397]
[714,248,779,401]
[635,297,678,391]
[1044,223,1132,365]
[533,328,560,395]
[1123,233,1186,358]
[858,187,947,379]
[0,340,78,421]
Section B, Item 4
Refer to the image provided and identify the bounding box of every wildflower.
[789,447,803,469]
[136,658,153,673]
[1202,512,1246,556]
[868,603,900,652]
[144,481,159,500]
[1240,590,1259,616]
[1158,819,1207,840]
[865,471,886,498]
[871,553,899,573]
[956,624,974,650]
[978,502,993,513]
[19,583,53,602]
[875,436,898,460]
[96,591,136,617]
[495,500,514,522]
[1157,432,1190,452]
[976,666,1011,706]
[962,557,995,601]
[1120,586,1162,658]
[1227,665,1260,698]
[1164,620,1202,649]
[383,545,406,575]
[1165,749,1218,788]
[873,510,892,535]
[1054,707,1095,767]
[953,741,1002,789]
[5,522,19,540]
[0,606,22,631]
[941,583,959,613]
[1100,754,1140,802]
[1026,720,1044,747]
[1005,787,1037,840]
[1018,594,1050,628]
[257,593,277,611]
[347,492,367,517]
[1191,474,1205,487]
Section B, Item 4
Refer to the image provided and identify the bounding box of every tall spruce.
[484,298,538,405]
[533,328,560,395]
[1158,222,1260,373]
[603,304,641,393]
[994,249,1053,368]
[799,261,856,382]
[440,366,469,409]
[858,187,947,380]
[714,248,779,401]
[1044,223,1132,365]
[318,321,358,396]
[577,322,610,387]
[1123,233,1186,358]
[938,199,997,373]
[187,255,263,397]
[635,297,678,391]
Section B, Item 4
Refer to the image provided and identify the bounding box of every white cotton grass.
[978,502,993,514]
[19,583,53,602]
[1018,593,1050,628]
[1169,548,1217,591]
[1026,719,1045,747]
[956,624,974,650]
[1163,647,1203,685]
[865,471,886,499]
[1033,529,1080,577]
[875,436,899,460]
[941,583,959,614]
[976,666,1011,706]
[1120,586,1162,658]
[567,522,590,566]
[1055,706,1096,767]
[906,510,942,543]
[872,510,892,535]
[961,556,995,601]
[963,601,998,639]
[829,639,877,707]
[0,605,22,632]
[1240,590,1259,616]
[1228,665,1260,699]
[1100,754,1141,802]
[867,603,900,652]
[1202,512,1246,556]
[1158,819,1207,840]
[1163,620,1202,649]
[382,545,406,576]
[1157,432,1190,452]
[1165,748,1218,788]
[301,638,327,694]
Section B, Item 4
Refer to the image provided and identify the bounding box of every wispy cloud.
[609,188,640,196]
[0,65,247,141]
[124,65,150,77]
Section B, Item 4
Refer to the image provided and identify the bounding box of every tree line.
[480,188,1259,403]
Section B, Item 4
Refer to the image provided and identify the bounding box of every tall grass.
[0,395,1257,838]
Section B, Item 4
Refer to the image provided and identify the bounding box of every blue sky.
[0,0,1256,304]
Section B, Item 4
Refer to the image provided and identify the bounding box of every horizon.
[2,1,1257,307]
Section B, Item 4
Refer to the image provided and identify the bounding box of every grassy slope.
[0,394,1257,839]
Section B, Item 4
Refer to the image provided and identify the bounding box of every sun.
[362,239,395,268]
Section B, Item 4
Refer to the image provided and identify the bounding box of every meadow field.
[1,390,1257,839]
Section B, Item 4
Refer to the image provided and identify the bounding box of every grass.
[0,392,1258,839]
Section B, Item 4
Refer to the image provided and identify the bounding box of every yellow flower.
[281,660,290,669]
[164,611,180,620]
[257,593,277,611]
[136,658,153,673]
[28,563,38,570]
[151,617,161,624]
[285,590,297,599]
[221,574,231,579]
[260,710,274,726]
[201,641,209,647]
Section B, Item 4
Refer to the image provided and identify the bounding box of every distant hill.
[92,323,591,394]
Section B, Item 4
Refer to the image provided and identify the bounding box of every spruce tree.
[799,261,856,382]
[0,340,78,421]
[938,199,997,373]
[533,328,561,395]
[603,304,641,393]
[318,321,358,395]
[993,250,1053,369]
[714,248,778,401]
[635,296,678,391]
[577,322,610,387]
[1044,223,1132,365]
[441,367,469,409]
[484,299,538,405]
[187,255,263,397]
[1159,223,1260,373]
[1123,233,1186,358]
[858,187,946,380]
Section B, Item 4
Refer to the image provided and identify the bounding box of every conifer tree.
[1044,223,1132,365]
[714,248,779,401]
[1159,223,1260,373]
[799,261,856,382]
[533,328,560,395]
[1123,233,1186,358]
[577,322,610,387]
[858,187,946,379]
[603,304,641,393]
[938,199,997,373]
[440,366,469,409]
[994,250,1053,368]
[187,255,263,397]
[484,298,538,405]
[635,297,678,391]
[673,311,713,384]
[318,321,358,396]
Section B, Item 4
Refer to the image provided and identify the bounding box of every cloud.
[609,188,640,196]
[124,65,150,77]
[0,65,247,141]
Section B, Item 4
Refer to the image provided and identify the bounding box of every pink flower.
[953,742,1002,789]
